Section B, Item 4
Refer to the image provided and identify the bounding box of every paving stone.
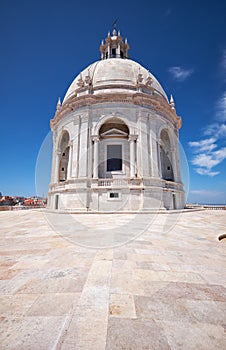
[160,320,226,350]
[61,308,108,350]
[26,292,80,316]
[0,209,225,349]
[106,318,170,350]
[17,276,86,294]
[0,316,67,349]
[109,293,136,318]
[0,268,22,280]
[135,295,199,322]
[0,294,39,317]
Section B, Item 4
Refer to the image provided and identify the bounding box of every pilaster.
[150,129,159,178]
[67,140,73,180]
[92,136,99,179]
[137,113,150,177]
[129,135,137,178]
[54,149,61,183]
[78,114,89,177]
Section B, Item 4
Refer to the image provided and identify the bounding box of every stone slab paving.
[0,209,225,349]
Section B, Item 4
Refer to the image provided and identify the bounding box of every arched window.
[58,131,70,182]
[160,129,174,181]
[98,118,129,178]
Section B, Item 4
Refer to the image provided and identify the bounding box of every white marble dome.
[63,58,168,102]
[48,29,185,213]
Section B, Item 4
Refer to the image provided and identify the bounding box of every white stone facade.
[48,30,185,212]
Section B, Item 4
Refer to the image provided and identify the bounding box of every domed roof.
[63,58,168,103]
[51,30,181,131]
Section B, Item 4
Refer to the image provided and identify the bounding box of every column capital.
[129,134,137,142]
[73,118,80,125]
[92,136,99,142]
[157,139,163,146]
[138,113,149,121]
[82,114,89,123]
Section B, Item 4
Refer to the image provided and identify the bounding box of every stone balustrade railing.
[49,178,184,191]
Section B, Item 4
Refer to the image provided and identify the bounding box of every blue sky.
[1,0,226,204]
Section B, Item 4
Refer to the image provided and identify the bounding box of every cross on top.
[112,19,117,31]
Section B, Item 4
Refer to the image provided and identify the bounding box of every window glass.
[110,192,119,198]
[107,145,122,171]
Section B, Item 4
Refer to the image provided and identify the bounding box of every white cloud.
[190,189,222,195]
[192,153,217,169]
[189,90,226,176]
[214,147,226,159]
[189,146,226,176]
[204,123,226,138]
[188,137,217,152]
[216,91,226,121]
[195,168,220,177]
[168,66,194,81]
[193,148,226,168]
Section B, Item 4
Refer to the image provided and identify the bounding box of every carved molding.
[50,92,182,130]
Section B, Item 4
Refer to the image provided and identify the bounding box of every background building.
[48,29,185,212]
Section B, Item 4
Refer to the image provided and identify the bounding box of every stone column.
[93,137,99,179]
[157,140,162,178]
[173,134,182,183]
[149,129,159,177]
[54,150,61,183]
[108,43,110,58]
[170,147,178,182]
[117,42,120,57]
[138,114,150,177]
[72,118,80,178]
[51,137,56,184]
[51,132,58,183]
[129,136,136,178]
[67,141,73,180]
[78,115,89,178]
[148,113,160,178]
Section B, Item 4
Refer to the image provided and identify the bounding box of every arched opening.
[58,131,70,182]
[160,129,174,181]
[98,118,130,178]
[99,117,129,136]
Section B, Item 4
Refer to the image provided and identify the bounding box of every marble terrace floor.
[0,209,226,349]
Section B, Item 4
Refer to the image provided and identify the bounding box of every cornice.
[50,92,182,130]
